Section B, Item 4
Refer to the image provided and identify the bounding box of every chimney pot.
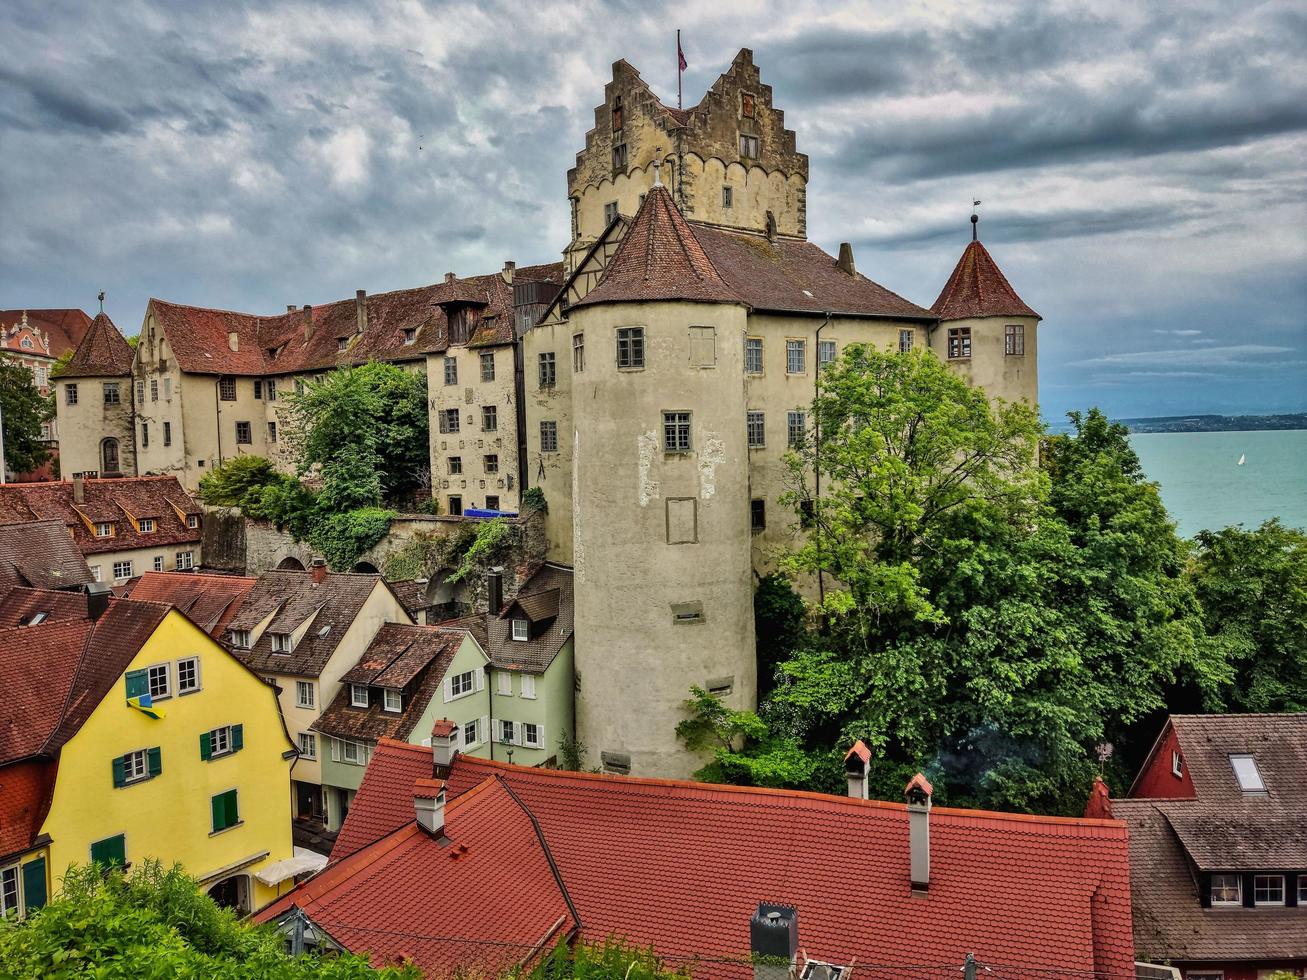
[905,772,933,892]
[749,904,798,980]
[431,718,458,776]
[413,778,446,836]
[302,305,313,341]
[844,739,871,800]
[837,242,856,277]
[310,556,327,584]
[72,474,85,504]
[287,304,296,313]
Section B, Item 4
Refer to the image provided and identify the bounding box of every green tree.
[1189,519,1307,712]
[0,354,54,477]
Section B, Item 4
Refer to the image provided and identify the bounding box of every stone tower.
[566,48,808,273]
[54,312,138,479]
[565,181,757,779]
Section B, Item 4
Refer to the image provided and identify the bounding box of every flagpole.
[677,29,682,109]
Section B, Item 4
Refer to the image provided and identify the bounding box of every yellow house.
[0,587,296,915]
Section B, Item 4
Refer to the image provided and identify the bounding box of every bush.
[308,508,396,571]
[197,456,281,507]
[521,486,548,514]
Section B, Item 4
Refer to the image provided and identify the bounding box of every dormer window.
[1254,875,1285,906]
[383,689,402,713]
[337,336,349,352]
[350,684,369,708]
[1230,754,1266,794]
[187,515,199,529]
[403,327,417,345]
[230,630,251,649]
[94,522,114,537]
[1210,873,1242,906]
[140,518,155,533]
[512,618,529,641]
[270,632,294,654]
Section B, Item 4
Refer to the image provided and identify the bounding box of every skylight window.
[1229,754,1265,794]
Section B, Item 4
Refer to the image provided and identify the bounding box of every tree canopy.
[0,354,53,477]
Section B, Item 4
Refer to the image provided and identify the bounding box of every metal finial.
[971,200,981,241]
[98,290,105,313]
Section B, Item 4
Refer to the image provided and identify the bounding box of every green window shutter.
[226,790,239,827]
[211,793,224,832]
[90,834,125,866]
[231,724,243,753]
[22,858,47,911]
[147,747,162,778]
[199,731,212,761]
[111,755,126,788]
[212,790,239,832]
[124,670,148,700]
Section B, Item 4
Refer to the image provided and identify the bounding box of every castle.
[54,48,1041,778]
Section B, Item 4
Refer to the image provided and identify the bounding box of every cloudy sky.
[3,0,1304,421]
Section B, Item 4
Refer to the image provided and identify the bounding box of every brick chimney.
[413,778,446,836]
[749,904,798,980]
[486,566,503,614]
[431,719,457,777]
[844,739,871,799]
[1084,776,1114,820]
[905,772,933,893]
[310,556,327,584]
[287,304,296,313]
[72,474,85,504]
[837,242,856,276]
[355,290,367,334]
[302,304,313,341]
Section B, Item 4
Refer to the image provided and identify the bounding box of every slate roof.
[312,624,470,743]
[56,312,134,378]
[0,519,94,592]
[0,309,92,360]
[0,477,202,556]
[1112,713,1307,963]
[930,240,1040,321]
[257,772,577,978]
[226,570,402,677]
[149,262,563,378]
[482,563,573,673]
[300,743,1136,979]
[123,571,257,637]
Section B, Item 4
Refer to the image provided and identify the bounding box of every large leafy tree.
[0,354,54,477]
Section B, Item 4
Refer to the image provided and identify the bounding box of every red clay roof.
[0,477,202,556]
[57,312,134,378]
[0,586,90,627]
[0,758,57,861]
[124,571,257,637]
[312,742,1135,977]
[0,309,92,359]
[930,240,1039,321]
[0,518,93,592]
[573,185,740,308]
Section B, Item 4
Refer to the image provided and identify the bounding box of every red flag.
[678,39,687,72]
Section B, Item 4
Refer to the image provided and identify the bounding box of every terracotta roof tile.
[0,309,93,360]
[123,571,257,637]
[930,240,1039,321]
[56,312,134,378]
[0,586,89,627]
[0,759,57,860]
[0,519,93,592]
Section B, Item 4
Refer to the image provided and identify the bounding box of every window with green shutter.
[201,725,243,761]
[22,858,47,911]
[89,834,126,866]
[124,669,148,701]
[211,790,239,833]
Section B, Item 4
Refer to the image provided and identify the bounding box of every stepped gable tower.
[929,215,1042,405]
[566,48,808,272]
[566,180,757,779]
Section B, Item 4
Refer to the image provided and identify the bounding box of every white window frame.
[295,680,315,709]
[498,719,516,745]
[1209,873,1242,906]
[383,689,402,713]
[341,739,363,765]
[176,656,201,695]
[187,515,199,529]
[146,663,170,700]
[523,722,542,749]
[1230,754,1265,793]
[1253,874,1285,906]
[463,718,479,747]
[350,684,369,708]
[140,518,155,533]
[112,560,133,581]
[90,565,101,582]
[497,672,513,695]
[209,725,232,757]
[123,748,150,783]
[93,522,113,538]
[747,410,765,449]
[448,669,476,699]
[787,411,806,448]
[511,619,529,642]
[175,551,194,570]
[1172,750,1183,777]
[0,865,19,917]
[572,333,584,373]
[270,632,294,654]
[818,339,837,368]
[521,675,536,699]
[297,732,317,759]
[230,630,252,650]
[153,556,164,572]
[1299,877,1307,904]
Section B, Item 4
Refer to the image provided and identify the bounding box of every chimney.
[431,719,458,777]
[905,773,933,893]
[444,271,456,285]
[287,304,296,313]
[486,566,503,614]
[310,556,327,584]
[1084,776,1114,820]
[85,581,112,621]
[501,261,515,285]
[302,305,313,341]
[844,739,871,799]
[72,474,85,505]
[837,242,856,276]
[355,290,367,334]
[413,778,447,836]
[749,904,798,980]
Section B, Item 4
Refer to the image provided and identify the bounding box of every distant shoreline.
[1115,413,1307,434]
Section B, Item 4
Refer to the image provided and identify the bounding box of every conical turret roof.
[931,240,1040,321]
[573,185,741,308]
[56,312,134,378]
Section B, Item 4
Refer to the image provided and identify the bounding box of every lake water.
[1128,430,1307,538]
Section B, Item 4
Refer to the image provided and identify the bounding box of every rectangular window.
[538,351,556,387]
[266,379,276,401]
[747,410,765,448]
[1005,324,1025,356]
[341,740,363,764]
[787,411,806,448]
[611,143,627,169]
[448,456,463,475]
[1230,754,1265,793]
[484,454,498,473]
[147,663,169,698]
[297,732,316,759]
[177,657,200,694]
[163,421,172,446]
[1299,877,1307,904]
[231,630,252,650]
[153,556,164,572]
[604,201,619,224]
[450,669,475,698]
[90,565,101,582]
[140,518,154,533]
[141,422,149,448]
[786,339,806,374]
[722,185,733,208]
[89,834,126,867]
[218,377,236,401]
[136,380,145,404]
[295,680,315,708]
[521,675,536,699]
[448,494,463,516]
[523,722,542,748]
[751,498,766,531]
[121,748,150,784]
[479,351,495,382]
[498,719,516,744]
[497,671,513,695]
[444,357,457,385]
[1254,875,1285,906]
[187,515,199,529]
[512,619,529,642]
[0,866,17,917]
[383,689,402,713]
[482,405,497,431]
[540,420,558,453]
[485,494,500,510]
[739,133,760,157]
[439,408,460,434]
[744,337,763,374]
[175,551,194,570]
[211,789,239,832]
[65,383,78,405]
[95,522,113,537]
[1172,750,1183,777]
[402,327,416,345]
[267,421,277,442]
[463,718,479,747]
[103,382,120,405]
[235,421,252,444]
[948,327,972,359]
[164,377,173,400]
[207,725,233,758]
[113,559,133,581]
[270,632,293,654]
[663,411,692,452]
[150,379,159,401]
[1209,873,1242,906]
[616,327,645,369]
[572,333,585,373]
[818,339,837,368]
[689,326,716,367]
[350,684,369,707]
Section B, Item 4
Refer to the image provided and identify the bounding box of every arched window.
[276,556,306,571]
[101,438,120,474]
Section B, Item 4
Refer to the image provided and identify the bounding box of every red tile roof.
[308,743,1135,978]
[123,571,256,637]
[0,586,90,627]
[0,759,57,861]
[573,186,741,308]
[0,309,93,360]
[930,240,1040,321]
[0,519,93,592]
[0,476,202,556]
[57,312,134,378]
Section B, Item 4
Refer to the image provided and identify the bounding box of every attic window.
[94,522,114,537]
[270,632,294,654]
[140,518,155,533]
[22,612,49,626]
[403,328,417,345]
[1230,754,1266,794]
[739,133,760,158]
[230,630,251,649]
[337,336,349,352]
[511,618,529,642]
[1209,873,1241,906]
[1172,750,1182,777]
[350,684,369,708]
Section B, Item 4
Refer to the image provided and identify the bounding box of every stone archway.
[351,560,379,574]
[100,438,121,476]
[207,874,250,915]
[276,556,306,571]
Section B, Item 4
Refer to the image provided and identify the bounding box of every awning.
[254,849,328,886]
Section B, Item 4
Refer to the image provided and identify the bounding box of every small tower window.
[739,133,760,158]
[611,95,623,132]
[604,201,619,225]
[1005,324,1025,356]
[948,327,972,359]
[612,142,628,170]
[722,186,733,209]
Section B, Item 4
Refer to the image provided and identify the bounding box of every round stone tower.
[566,184,756,779]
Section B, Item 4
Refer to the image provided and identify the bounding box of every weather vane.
[971,200,981,241]
[98,290,105,313]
